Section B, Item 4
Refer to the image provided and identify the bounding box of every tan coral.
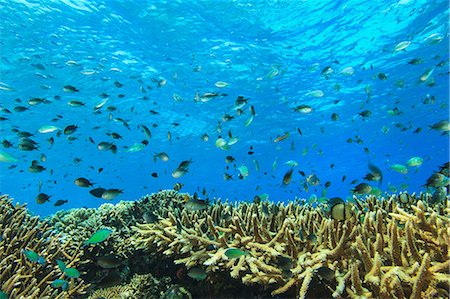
[0,194,88,298]
[131,191,450,299]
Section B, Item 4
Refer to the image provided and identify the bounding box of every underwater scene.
[0,0,449,298]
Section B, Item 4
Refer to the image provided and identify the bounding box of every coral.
[88,273,174,299]
[132,191,450,299]
[0,194,88,298]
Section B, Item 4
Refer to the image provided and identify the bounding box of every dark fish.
[63,125,78,135]
[367,162,383,186]
[63,85,79,92]
[173,182,184,191]
[96,255,123,269]
[74,177,94,187]
[54,199,68,206]
[282,167,294,186]
[178,159,193,169]
[36,193,51,204]
[151,172,158,178]
[89,188,106,198]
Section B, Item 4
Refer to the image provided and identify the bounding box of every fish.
[0,82,16,91]
[390,164,408,174]
[101,189,123,200]
[84,228,113,245]
[184,197,208,211]
[139,124,152,139]
[64,268,80,278]
[172,168,188,178]
[306,90,324,98]
[201,134,209,142]
[237,165,249,179]
[96,255,123,269]
[67,100,85,107]
[74,177,94,187]
[36,193,51,204]
[367,162,383,186]
[215,81,229,88]
[429,120,449,133]
[293,105,314,114]
[54,200,68,207]
[154,152,169,162]
[51,279,69,290]
[63,125,78,135]
[406,157,423,167]
[351,183,372,195]
[282,167,294,186]
[328,197,353,221]
[224,248,247,259]
[393,40,411,52]
[0,151,17,163]
[89,188,106,198]
[306,174,320,186]
[187,267,207,281]
[38,125,59,133]
[331,113,339,121]
[63,85,79,93]
[274,132,290,143]
[173,183,184,191]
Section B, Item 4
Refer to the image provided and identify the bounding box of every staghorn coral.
[132,191,450,299]
[0,194,88,299]
[88,273,174,299]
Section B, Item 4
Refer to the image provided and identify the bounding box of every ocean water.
[0,0,448,217]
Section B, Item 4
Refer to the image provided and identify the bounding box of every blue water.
[0,0,448,216]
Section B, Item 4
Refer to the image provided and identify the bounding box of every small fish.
[184,197,208,211]
[406,157,423,167]
[84,229,113,245]
[67,100,85,107]
[390,164,408,174]
[51,279,69,290]
[328,197,353,221]
[0,151,17,163]
[431,187,447,204]
[63,85,79,93]
[154,152,169,162]
[38,125,59,134]
[63,125,78,135]
[215,81,229,88]
[225,156,235,163]
[224,248,247,259]
[96,255,123,269]
[331,113,339,121]
[237,165,249,179]
[306,174,320,186]
[306,90,324,98]
[151,172,158,178]
[101,189,123,200]
[201,134,209,142]
[89,188,106,198]
[172,168,188,178]
[139,124,152,139]
[187,267,207,281]
[282,167,294,186]
[64,268,80,278]
[74,177,94,187]
[274,132,290,143]
[0,82,16,91]
[23,249,40,263]
[293,105,313,114]
[351,183,372,195]
[54,200,68,207]
[173,182,184,191]
[36,193,51,204]
[393,40,411,53]
[429,120,449,132]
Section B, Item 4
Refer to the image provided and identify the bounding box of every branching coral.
[132,191,450,299]
[0,194,88,298]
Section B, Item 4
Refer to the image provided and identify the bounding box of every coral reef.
[0,194,88,298]
[132,191,450,298]
[88,273,176,299]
